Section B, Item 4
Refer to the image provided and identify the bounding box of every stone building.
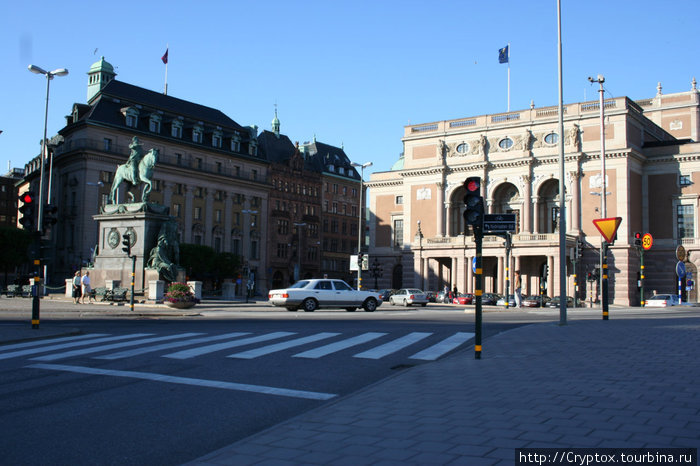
[367,81,700,305]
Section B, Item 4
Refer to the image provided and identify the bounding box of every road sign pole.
[640,249,645,307]
[474,232,483,360]
[602,242,609,320]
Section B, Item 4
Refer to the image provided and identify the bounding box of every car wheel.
[390,299,395,306]
[286,307,297,312]
[421,303,427,307]
[363,298,378,312]
[345,307,356,312]
[302,298,317,312]
[403,299,410,307]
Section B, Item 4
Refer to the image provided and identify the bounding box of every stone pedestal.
[65,279,73,298]
[91,203,171,292]
[188,281,202,300]
[222,282,236,299]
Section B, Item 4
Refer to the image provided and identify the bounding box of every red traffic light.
[634,232,641,239]
[21,193,34,204]
[466,179,479,193]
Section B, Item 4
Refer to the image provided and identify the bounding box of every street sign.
[592,217,622,243]
[676,245,686,261]
[483,213,516,233]
[642,233,653,250]
[472,257,477,274]
[676,261,686,279]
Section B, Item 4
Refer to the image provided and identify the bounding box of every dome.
[88,56,115,75]
[390,155,405,171]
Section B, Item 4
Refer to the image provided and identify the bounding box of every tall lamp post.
[416,220,424,290]
[28,64,69,233]
[351,161,372,290]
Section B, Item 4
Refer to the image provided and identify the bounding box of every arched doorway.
[536,179,560,233]
[492,182,521,233]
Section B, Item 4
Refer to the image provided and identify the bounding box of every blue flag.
[498,45,509,64]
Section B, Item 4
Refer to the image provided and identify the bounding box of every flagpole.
[164,44,169,95]
[507,42,511,112]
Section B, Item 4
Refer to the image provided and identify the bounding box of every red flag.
[161,48,168,64]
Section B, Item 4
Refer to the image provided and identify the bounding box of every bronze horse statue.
[109,148,159,204]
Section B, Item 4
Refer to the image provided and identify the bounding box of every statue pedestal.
[91,203,171,292]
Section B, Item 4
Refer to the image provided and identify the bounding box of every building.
[367,80,700,305]
[1,168,23,228]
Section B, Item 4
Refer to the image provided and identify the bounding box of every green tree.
[0,227,32,286]
[179,244,240,282]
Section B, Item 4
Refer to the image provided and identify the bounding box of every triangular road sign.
[593,217,622,243]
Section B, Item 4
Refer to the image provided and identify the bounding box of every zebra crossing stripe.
[228,333,340,359]
[354,332,433,359]
[31,333,205,362]
[164,332,296,360]
[294,332,387,359]
[27,363,337,401]
[409,332,475,360]
[0,334,153,360]
[0,334,109,352]
[96,332,251,360]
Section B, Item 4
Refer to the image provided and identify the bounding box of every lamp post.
[293,222,306,282]
[369,258,383,290]
[28,64,69,233]
[351,161,372,290]
[416,220,424,290]
[241,209,258,301]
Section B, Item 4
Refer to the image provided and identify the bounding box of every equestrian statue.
[109,136,159,204]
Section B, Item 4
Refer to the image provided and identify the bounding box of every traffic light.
[576,238,584,260]
[463,177,484,232]
[358,252,364,266]
[122,233,132,256]
[43,204,58,234]
[634,232,642,247]
[18,191,36,230]
[542,264,549,278]
[587,272,593,282]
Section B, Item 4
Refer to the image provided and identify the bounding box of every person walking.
[80,271,91,304]
[514,270,522,308]
[72,271,82,304]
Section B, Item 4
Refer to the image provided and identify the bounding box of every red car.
[452,293,474,305]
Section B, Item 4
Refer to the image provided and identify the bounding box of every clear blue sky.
[1,0,697,177]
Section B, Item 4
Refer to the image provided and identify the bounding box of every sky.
[1,0,698,178]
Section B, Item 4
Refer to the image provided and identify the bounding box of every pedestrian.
[81,271,91,304]
[452,285,458,297]
[514,270,522,308]
[72,271,82,304]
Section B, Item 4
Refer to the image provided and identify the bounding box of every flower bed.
[164,282,198,308]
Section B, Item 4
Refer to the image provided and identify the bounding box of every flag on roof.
[498,45,509,64]
[161,48,169,65]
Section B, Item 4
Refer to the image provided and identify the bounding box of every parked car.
[482,293,501,305]
[521,295,550,308]
[546,296,574,308]
[377,289,395,302]
[268,279,382,312]
[389,288,429,307]
[452,293,474,305]
[425,291,437,302]
[436,291,449,303]
[645,294,680,307]
[496,295,516,307]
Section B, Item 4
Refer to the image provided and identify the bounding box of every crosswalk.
[0,330,475,363]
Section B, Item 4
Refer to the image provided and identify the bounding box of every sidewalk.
[187,312,700,465]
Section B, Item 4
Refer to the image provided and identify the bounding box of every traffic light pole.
[130,255,136,312]
[602,241,609,320]
[31,233,41,329]
[474,231,483,360]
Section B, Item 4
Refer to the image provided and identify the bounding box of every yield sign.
[593,217,622,243]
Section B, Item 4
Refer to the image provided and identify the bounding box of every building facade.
[368,81,700,305]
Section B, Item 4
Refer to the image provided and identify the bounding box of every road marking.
[229,332,340,359]
[354,332,433,359]
[31,333,204,361]
[0,333,109,351]
[0,334,152,360]
[96,332,251,360]
[164,332,296,359]
[409,332,475,360]
[27,363,338,401]
[294,332,387,359]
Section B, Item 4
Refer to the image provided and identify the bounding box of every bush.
[164,282,197,303]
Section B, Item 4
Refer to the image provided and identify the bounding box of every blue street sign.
[472,257,477,274]
[676,261,686,278]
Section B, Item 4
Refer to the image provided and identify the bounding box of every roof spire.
[271,102,280,138]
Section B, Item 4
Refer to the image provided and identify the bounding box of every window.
[103,138,112,152]
[544,132,559,145]
[196,158,203,170]
[231,133,241,152]
[172,120,183,138]
[173,203,181,217]
[149,114,161,133]
[232,238,241,255]
[396,195,403,205]
[212,130,223,148]
[194,207,202,220]
[278,220,289,235]
[498,137,513,150]
[216,162,222,173]
[394,219,404,247]
[176,153,182,166]
[193,125,203,143]
[677,205,694,238]
[277,243,288,258]
[680,175,692,186]
[456,143,469,153]
[125,108,139,128]
[175,183,183,195]
[251,170,258,181]
[215,210,222,222]
[250,240,259,260]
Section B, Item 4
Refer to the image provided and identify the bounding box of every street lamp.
[241,209,258,301]
[416,220,424,290]
[293,222,306,282]
[351,161,373,290]
[28,64,69,233]
[369,258,383,290]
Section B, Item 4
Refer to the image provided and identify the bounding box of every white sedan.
[389,288,429,307]
[268,279,382,312]
[645,294,680,307]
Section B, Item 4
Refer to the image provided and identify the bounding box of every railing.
[581,100,617,112]
[449,119,476,128]
[491,113,520,123]
[535,107,567,118]
[411,124,439,133]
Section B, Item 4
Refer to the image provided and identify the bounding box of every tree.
[0,227,32,286]
[179,244,240,283]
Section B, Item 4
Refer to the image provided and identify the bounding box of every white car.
[268,279,382,312]
[645,294,680,307]
[389,288,429,307]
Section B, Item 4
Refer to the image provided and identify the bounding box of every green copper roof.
[390,155,405,171]
[88,56,115,75]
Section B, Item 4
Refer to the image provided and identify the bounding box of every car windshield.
[407,289,422,294]
[289,281,310,289]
